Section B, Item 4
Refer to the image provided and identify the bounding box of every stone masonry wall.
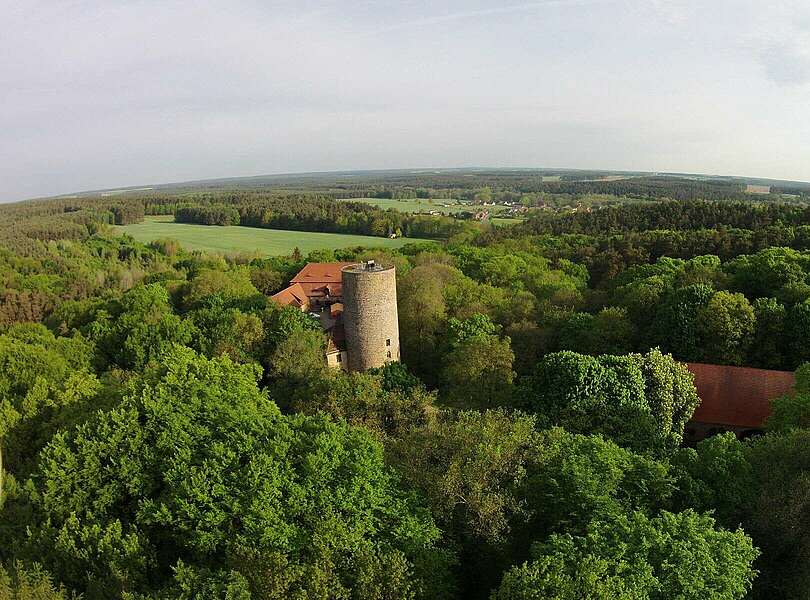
[341,264,400,371]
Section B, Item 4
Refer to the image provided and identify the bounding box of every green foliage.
[248,265,285,295]
[696,291,755,364]
[188,296,264,363]
[0,562,76,599]
[638,348,701,449]
[743,429,810,599]
[288,370,437,439]
[0,324,100,491]
[389,410,540,545]
[15,347,453,598]
[397,264,452,384]
[522,429,672,538]
[86,283,196,371]
[670,432,754,525]
[388,410,541,597]
[180,268,261,311]
[261,304,321,354]
[494,510,758,600]
[590,307,635,355]
[446,313,500,347]
[524,349,699,452]
[750,297,786,369]
[653,283,715,361]
[671,428,810,599]
[10,175,810,600]
[766,363,810,433]
[266,328,329,408]
[493,550,652,600]
[786,300,810,366]
[441,334,515,409]
[726,246,810,302]
[368,360,424,393]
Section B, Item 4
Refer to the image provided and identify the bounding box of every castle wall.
[341,263,400,371]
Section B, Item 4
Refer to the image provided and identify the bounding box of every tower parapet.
[341,261,400,371]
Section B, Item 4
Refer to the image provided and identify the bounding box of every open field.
[491,217,523,226]
[116,216,434,256]
[338,197,512,215]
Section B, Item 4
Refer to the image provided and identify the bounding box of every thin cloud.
[368,0,607,34]
[758,39,810,86]
[2,0,810,201]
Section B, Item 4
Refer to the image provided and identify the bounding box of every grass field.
[116,216,434,256]
[338,197,511,215]
[491,217,523,226]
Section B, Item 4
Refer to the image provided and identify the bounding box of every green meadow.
[116,216,433,256]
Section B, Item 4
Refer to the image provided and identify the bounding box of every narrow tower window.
[386,338,391,346]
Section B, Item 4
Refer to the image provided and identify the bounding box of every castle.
[271,260,400,371]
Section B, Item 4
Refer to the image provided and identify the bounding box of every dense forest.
[174,198,472,239]
[2,173,810,598]
[140,169,810,201]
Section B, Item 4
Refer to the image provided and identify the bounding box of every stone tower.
[341,261,400,371]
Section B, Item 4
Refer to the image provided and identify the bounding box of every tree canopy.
[6,347,453,599]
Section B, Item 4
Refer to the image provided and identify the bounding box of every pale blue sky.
[2,0,809,201]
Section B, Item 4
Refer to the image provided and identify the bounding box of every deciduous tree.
[15,347,454,598]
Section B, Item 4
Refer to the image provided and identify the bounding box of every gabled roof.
[687,363,795,429]
[290,262,354,298]
[270,282,308,308]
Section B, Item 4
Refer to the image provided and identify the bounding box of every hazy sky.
[2,0,810,201]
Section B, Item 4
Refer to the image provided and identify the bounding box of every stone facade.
[341,262,400,371]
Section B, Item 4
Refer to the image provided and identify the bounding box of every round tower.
[341,261,400,372]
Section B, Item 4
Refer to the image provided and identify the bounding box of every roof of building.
[291,262,355,298]
[687,362,795,429]
[270,282,309,309]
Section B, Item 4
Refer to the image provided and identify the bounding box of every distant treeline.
[0,191,476,255]
[147,172,807,203]
[2,172,808,258]
[508,200,810,236]
[326,176,777,204]
[172,198,476,239]
[487,226,810,288]
[175,205,240,226]
[0,197,146,256]
[533,177,752,201]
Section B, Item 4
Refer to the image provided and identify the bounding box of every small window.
[336,354,342,363]
[386,338,391,346]
[386,350,392,359]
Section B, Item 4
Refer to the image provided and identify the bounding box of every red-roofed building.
[685,362,795,442]
[270,263,353,311]
[268,261,400,372]
[290,262,354,306]
[269,282,309,311]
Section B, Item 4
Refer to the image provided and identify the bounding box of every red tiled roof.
[687,363,795,429]
[270,282,308,309]
[290,262,354,298]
